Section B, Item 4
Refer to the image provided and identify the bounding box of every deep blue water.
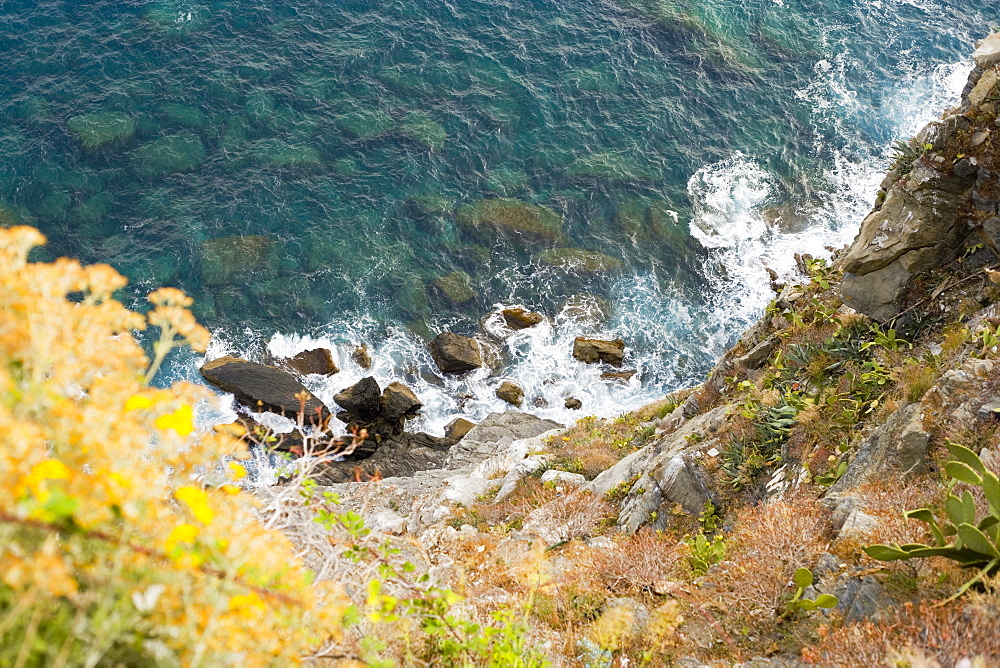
[0,0,995,428]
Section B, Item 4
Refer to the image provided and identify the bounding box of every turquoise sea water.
[0,0,995,430]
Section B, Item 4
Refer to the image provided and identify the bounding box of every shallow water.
[0,0,994,430]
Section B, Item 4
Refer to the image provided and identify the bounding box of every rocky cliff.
[264,34,1000,666]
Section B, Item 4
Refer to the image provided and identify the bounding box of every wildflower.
[175,486,214,525]
[156,404,195,437]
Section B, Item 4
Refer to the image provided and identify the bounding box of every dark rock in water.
[430,332,482,374]
[565,397,583,410]
[502,308,544,330]
[334,377,382,421]
[496,381,524,407]
[381,382,423,421]
[601,370,636,383]
[573,337,625,366]
[282,348,338,376]
[536,247,622,273]
[445,417,477,441]
[200,356,330,421]
[352,344,372,369]
[315,431,458,484]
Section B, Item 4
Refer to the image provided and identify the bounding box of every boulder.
[456,198,563,241]
[430,332,482,374]
[445,417,476,441]
[502,308,544,330]
[200,356,330,420]
[381,381,423,421]
[282,348,338,376]
[564,397,583,410]
[496,381,525,407]
[970,69,1000,108]
[352,344,372,369]
[334,377,382,421]
[573,337,625,366]
[973,32,1000,69]
[601,370,636,383]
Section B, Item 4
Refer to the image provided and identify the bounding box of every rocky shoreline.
[203,34,1000,665]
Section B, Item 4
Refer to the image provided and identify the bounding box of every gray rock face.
[572,337,625,366]
[429,332,483,374]
[445,411,562,470]
[829,402,930,493]
[200,356,330,420]
[973,33,1000,69]
[838,154,976,320]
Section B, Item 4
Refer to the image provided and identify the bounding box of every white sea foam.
[205,52,972,452]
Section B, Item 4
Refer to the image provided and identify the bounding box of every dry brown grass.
[545,414,659,480]
[595,529,691,596]
[804,596,1000,665]
[692,496,830,642]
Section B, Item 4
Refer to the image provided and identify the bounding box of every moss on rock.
[457,198,563,241]
[67,112,137,151]
[537,248,622,273]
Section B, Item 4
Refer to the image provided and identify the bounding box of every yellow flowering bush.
[0,226,346,665]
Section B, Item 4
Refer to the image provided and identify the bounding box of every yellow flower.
[155,404,194,437]
[175,486,214,525]
[220,484,241,496]
[228,592,265,619]
[32,459,70,480]
[125,395,154,411]
[228,462,248,480]
[165,523,200,551]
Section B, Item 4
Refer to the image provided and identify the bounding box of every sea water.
[0,0,993,434]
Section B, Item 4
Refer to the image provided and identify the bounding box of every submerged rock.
[132,132,207,178]
[456,198,563,241]
[434,271,477,304]
[198,235,275,286]
[336,109,394,139]
[399,111,447,151]
[536,248,622,273]
[601,370,636,383]
[573,337,625,366]
[67,113,137,151]
[502,308,544,330]
[200,356,330,420]
[429,332,482,374]
[496,381,525,407]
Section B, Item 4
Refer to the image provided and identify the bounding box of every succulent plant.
[865,441,1000,602]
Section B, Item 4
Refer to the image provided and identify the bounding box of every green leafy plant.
[865,441,1000,602]
[862,323,912,352]
[687,532,726,576]
[786,568,838,612]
